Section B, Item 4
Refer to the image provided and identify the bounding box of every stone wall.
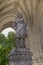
[0,0,43,64]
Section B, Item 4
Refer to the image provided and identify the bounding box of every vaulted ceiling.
[0,0,43,61]
[0,0,43,32]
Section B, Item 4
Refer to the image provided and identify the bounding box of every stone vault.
[0,0,43,64]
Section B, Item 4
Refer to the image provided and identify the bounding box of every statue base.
[9,48,32,65]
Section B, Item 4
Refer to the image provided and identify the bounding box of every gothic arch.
[0,1,29,32]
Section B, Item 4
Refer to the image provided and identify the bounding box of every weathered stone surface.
[9,61,32,65]
[0,0,43,64]
[13,13,28,48]
[9,48,32,65]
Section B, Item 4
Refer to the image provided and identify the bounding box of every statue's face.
[18,20,24,24]
[16,13,25,24]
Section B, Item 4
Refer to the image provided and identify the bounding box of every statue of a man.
[13,13,28,48]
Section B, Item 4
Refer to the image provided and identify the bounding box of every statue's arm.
[13,22,17,30]
[24,24,28,37]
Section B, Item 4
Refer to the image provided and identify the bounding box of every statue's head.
[16,13,24,24]
[17,13,23,18]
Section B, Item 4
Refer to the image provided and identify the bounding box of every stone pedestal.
[9,48,32,65]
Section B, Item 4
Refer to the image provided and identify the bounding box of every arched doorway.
[1,27,16,37]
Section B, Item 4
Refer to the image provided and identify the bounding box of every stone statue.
[9,14,32,65]
[13,13,28,48]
